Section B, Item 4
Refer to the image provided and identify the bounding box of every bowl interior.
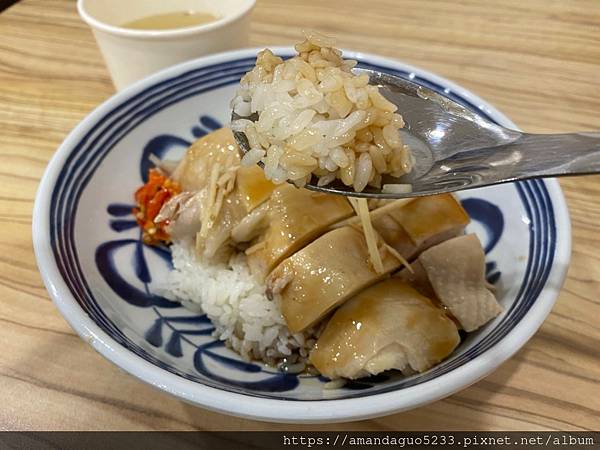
[44,53,558,402]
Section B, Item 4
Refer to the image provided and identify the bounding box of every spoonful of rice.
[231,31,600,199]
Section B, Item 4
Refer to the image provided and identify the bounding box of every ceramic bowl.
[32,48,571,423]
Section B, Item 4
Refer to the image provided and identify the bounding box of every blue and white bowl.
[32,48,571,423]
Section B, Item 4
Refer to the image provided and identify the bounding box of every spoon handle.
[513,132,600,178]
[440,131,600,189]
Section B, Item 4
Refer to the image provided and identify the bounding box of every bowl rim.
[32,47,571,423]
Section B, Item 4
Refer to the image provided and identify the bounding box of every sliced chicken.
[310,279,460,380]
[172,128,274,208]
[247,185,354,280]
[371,194,470,260]
[160,128,276,261]
[331,194,469,262]
[268,226,402,333]
[162,128,242,241]
[399,234,502,332]
[171,127,240,191]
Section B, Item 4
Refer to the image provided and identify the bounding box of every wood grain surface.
[0,0,598,431]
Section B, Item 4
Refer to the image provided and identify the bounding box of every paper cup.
[78,0,255,90]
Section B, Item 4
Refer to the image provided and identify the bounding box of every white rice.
[160,239,318,367]
[382,183,413,194]
[231,31,413,192]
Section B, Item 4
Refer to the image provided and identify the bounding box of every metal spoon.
[232,68,600,199]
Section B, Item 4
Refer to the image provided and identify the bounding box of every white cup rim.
[77,0,256,40]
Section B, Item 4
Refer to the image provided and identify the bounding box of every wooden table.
[1,0,598,431]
